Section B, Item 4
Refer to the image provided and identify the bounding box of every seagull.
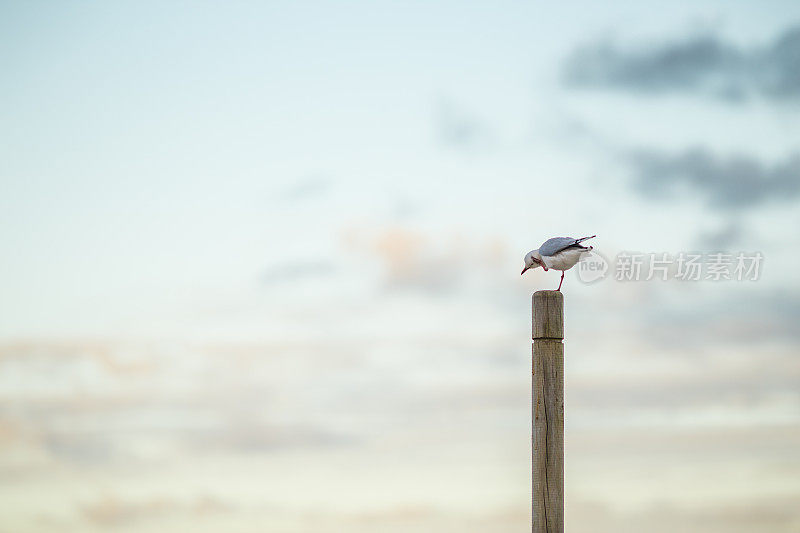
[521,235,596,291]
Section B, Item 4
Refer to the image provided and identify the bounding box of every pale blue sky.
[2,0,799,338]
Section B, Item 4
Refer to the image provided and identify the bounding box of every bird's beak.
[521,266,530,275]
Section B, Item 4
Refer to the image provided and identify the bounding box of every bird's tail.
[575,235,596,244]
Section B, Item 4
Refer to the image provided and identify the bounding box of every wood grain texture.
[533,291,564,340]
[532,291,564,533]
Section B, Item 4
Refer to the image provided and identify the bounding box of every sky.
[1,1,799,531]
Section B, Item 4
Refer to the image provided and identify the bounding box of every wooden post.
[532,290,564,533]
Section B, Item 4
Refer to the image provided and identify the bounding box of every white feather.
[542,247,591,271]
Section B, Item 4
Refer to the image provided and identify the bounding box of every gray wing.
[539,237,578,257]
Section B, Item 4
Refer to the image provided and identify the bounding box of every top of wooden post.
[532,290,564,340]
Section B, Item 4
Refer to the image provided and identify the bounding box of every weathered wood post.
[532,290,564,532]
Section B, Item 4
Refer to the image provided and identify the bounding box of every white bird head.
[521,250,547,275]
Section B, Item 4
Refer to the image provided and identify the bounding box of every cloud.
[563,24,800,101]
[261,260,337,285]
[349,226,511,294]
[568,292,800,411]
[186,423,355,453]
[627,148,800,210]
[643,289,800,347]
[276,176,332,203]
[434,99,493,149]
[568,495,800,533]
[81,494,232,527]
[370,227,459,292]
[696,221,745,249]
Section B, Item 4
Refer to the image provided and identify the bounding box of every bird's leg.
[557,270,564,291]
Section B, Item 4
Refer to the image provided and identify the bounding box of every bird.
[521,235,596,291]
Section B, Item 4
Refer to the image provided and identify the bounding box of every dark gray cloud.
[563,25,800,101]
[628,148,800,210]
